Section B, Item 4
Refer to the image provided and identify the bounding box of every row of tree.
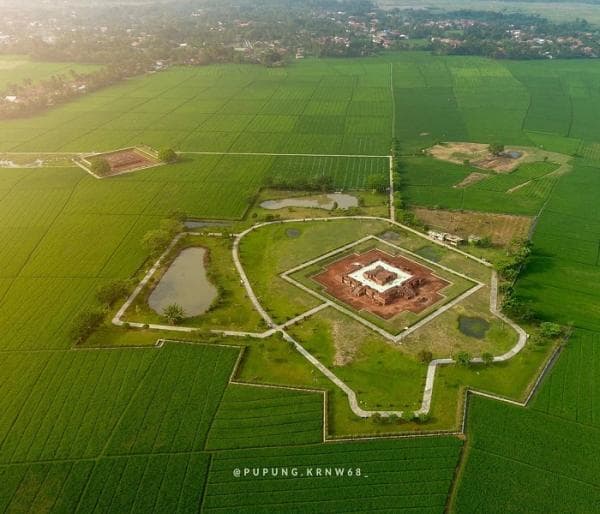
[0,62,150,119]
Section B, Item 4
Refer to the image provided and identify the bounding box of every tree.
[143,229,172,256]
[489,142,505,156]
[482,352,494,366]
[90,157,111,176]
[456,351,472,367]
[142,214,184,256]
[540,322,562,338]
[418,349,433,364]
[158,147,178,163]
[163,303,185,325]
[96,280,129,308]
[70,308,104,343]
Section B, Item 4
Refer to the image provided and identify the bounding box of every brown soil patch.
[454,172,489,189]
[312,249,449,320]
[331,318,360,366]
[413,208,532,246]
[429,142,527,174]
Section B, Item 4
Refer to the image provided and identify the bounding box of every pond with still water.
[149,247,217,317]
[260,193,358,210]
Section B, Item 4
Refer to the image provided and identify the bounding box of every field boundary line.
[388,155,395,222]
[178,151,390,158]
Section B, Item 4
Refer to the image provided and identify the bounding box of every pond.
[184,220,229,229]
[415,245,442,263]
[149,247,217,317]
[380,230,401,241]
[458,316,490,339]
[286,228,301,238]
[260,193,358,211]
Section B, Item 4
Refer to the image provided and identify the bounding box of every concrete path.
[113,215,529,419]
[232,216,528,418]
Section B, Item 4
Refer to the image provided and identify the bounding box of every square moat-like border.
[282,234,483,338]
[312,248,451,320]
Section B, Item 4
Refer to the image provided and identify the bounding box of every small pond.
[184,220,230,229]
[380,230,401,241]
[503,150,523,159]
[260,193,358,211]
[415,245,442,263]
[149,247,217,317]
[458,316,490,339]
[286,228,301,238]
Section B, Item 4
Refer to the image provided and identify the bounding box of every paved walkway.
[113,215,529,419]
[231,216,528,418]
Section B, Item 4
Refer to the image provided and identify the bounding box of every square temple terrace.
[313,249,450,319]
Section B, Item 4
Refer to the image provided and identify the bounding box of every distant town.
[2,0,600,118]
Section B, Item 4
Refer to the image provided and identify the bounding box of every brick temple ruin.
[313,248,450,319]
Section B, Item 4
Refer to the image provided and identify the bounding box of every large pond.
[149,247,217,317]
[260,193,358,211]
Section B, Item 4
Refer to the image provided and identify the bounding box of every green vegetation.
[158,147,178,163]
[206,385,323,450]
[4,49,600,512]
[203,437,463,512]
[122,235,265,333]
[163,303,185,325]
[90,157,110,176]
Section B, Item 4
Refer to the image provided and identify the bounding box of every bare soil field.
[455,172,489,188]
[413,207,532,245]
[429,142,527,173]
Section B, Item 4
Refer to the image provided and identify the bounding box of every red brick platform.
[312,248,450,319]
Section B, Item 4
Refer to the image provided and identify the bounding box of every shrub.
[96,280,129,307]
[90,157,111,176]
[539,322,562,339]
[70,308,104,343]
[418,349,433,364]
[158,147,178,163]
[489,142,505,156]
[163,303,185,325]
[387,413,400,425]
[475,236,493,248]
[456,351,472,367]
[482,352,494,366]
[416,412,430,423]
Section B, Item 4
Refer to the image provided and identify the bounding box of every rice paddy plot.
[267,155,388,190]
[105,343,238,455]
[204,437,463,513]
[531,329,600,426]
[453,397,600,513]
[0,453,211,514]
[205,385,323,450]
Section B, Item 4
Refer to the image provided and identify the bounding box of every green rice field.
[3,50,600,512]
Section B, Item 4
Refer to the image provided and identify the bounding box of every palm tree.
[163,303,185,325]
